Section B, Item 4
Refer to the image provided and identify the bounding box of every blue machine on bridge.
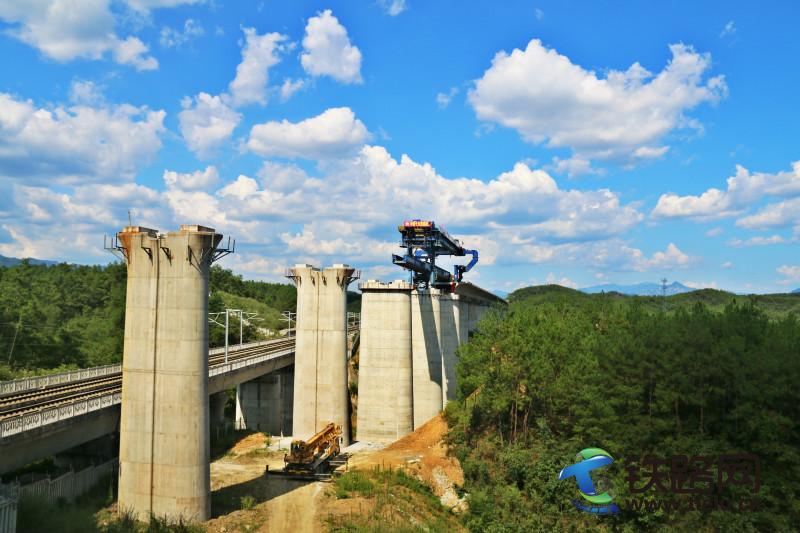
[392,219,479,291]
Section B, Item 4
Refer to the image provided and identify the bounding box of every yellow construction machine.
[272,422,344,480]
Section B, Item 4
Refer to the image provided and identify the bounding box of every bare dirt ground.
[204,433,328,533]
[204,415,465,532]
[345,414,466,510]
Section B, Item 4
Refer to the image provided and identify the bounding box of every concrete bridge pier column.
[356,281,413,443]
[234,366,294,436]
[287,264,320,441]
[288,264,357,444]
[117,225,221,523]
[209,392,228,432]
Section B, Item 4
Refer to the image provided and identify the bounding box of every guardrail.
[209,337,290,356]
[208,347,294,378]
[0,339,290,397]
[0,343,297,440]
[0,364,122,396]
[0,392,121,440]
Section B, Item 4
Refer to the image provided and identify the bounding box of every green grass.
[327,468,460,533]
[334,470,376,499]
[103,510,206,533]
[239,495,256,510]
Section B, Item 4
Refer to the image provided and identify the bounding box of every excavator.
[269,422,344,480]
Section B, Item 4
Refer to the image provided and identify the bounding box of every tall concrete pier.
[288,264,357,444]
[117,225,223,522]
[234,365,294,435]
[356,281,413,443]
[359,282,504,440]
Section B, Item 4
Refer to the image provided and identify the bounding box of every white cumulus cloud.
[301,10,363,84]
[0,0,197,70]
[228,29,287,107]
[163,166,220,190]
[178,93,242,159]
[777,265,800,285]
[652,161,800,221]
[0,92,165,184]
[177,27,286,156]
[247,107,369,159]
[736,197,800,231]
[469,40,726,164]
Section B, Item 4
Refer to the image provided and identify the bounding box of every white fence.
[0,486,17,533]
[14,459,117,507]
[0,459,116,532]
[0,364,122,396]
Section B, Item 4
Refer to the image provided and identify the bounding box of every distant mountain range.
[581,281,694,296]
[794,288,800,294]
[0,254,57,267]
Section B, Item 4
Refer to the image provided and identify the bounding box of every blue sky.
[0,0,798,294]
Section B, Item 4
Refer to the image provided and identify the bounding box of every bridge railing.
[0,391,121,440]
[0,338,290,397]
[208,346,295,378]
[209,337,290,356]
[0,364,122,396]
[0,343,297,440]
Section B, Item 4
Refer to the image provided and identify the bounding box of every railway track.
[0,337,296,422]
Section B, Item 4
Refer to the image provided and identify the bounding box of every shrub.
[240,495,256,510]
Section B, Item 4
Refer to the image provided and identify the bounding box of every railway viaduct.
[0,224,503,522]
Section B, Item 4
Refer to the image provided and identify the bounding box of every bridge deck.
[0,337,295,440]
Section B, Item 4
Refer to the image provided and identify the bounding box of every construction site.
[0,220,502,532]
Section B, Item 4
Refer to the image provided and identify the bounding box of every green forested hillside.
[449,287,800,531]
[0,262,299,379]
[509,284,800,318]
